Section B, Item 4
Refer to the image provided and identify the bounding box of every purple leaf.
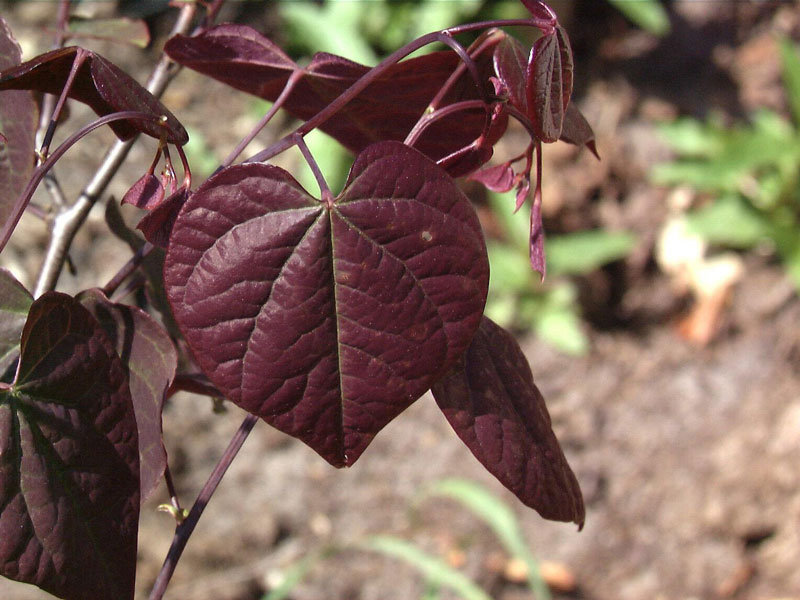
[0,46,188,144]
[0,293,139,599]
[0,17,37,233]
[560,103,599,158]
[526,26,573,143]
[468,161,516,193]
[431,317,584,526]
[165,25,503,168]
[136,187,190,249]
[0,268,32,378]
[165,141,489,467]
[77,289,177,502]
[121,172,164,210]
[493,34,529,115]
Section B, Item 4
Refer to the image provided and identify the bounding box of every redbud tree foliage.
[0,1,596,598]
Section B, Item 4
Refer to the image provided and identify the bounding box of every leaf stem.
[102,240,155,297]
[147,413,259,600]
[295,134,333,205]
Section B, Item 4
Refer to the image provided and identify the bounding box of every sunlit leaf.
[526,26,573,143]
[165,141,488,467]
[0,268,32,378]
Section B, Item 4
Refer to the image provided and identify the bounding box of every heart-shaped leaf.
[431,316,584,526]
[0,292,139,600]
[0,47,187,144]
[0,17,37,233]
[165,25,503,168]
[77,289,176,502]
[526,26,573,143]
[165,141,489,467]
[0,268,32,379]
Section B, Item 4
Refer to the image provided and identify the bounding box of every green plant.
[652,37,800,290]
[607,0,670,36]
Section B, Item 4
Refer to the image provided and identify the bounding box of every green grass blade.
[360,535,492,600]
[421,479,551,600]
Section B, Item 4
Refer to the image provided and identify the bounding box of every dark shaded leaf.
[121,172,164,210]
[77,289,176,502]
[165,25,503,168]
[0,17,37,233]
[0,46,187,144]
[526,26,573,143]
[431,317,584,526]
[136,187,190,248]
[560,103,598,158]
[165,141,489,467]
[0,292,139,599]
[0,268,32,378]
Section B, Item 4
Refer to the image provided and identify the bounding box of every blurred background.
[1,1,799,599]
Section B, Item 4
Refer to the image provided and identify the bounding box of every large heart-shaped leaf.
[0,17,37,232]
[78,289,176,502]
[0,46,187,144]
[431,317,584,526]
[165,141,489,467]
[164,25,503,167]
[0,268,32,379]
[0,293,139,600]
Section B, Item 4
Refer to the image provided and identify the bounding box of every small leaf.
[431,317,584,526]
[559,103,599,158]
[0,292,139,600]
[121,172,164,210]
[0,47,187,144]
[360,536,493,600]
[0,17,38,233]
[0,267,32,378]
[136,187,190,249]
[493,34,529,114]
[77,289,177,502]
[526,26,573,143]
[165,141,489,467]
[468,161,516,193]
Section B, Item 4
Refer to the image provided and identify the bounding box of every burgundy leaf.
[0,268,32,378]
[165,141,489,467]
[165,25,504,168]
[0,293,139,599]
[136,187,190,249]
[432,317,584,526]
[493,34,529,115]
[520,0,558,23]
[77,289,177,502]
[560,102,599,158]
[0,46,187,144]
[0,17,37,232]
[121,172,164,210]
[526,26,573,143]
[468,161,516,193]
[529,187,546,277]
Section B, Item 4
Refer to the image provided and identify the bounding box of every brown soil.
[1,2,799,600]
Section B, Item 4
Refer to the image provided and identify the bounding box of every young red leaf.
[0,293,139,600]
[0,47,188,144]
[121,172,164,210]
[0,17,37,232]
[77,289,177,502]
[136,186,191,249]
[493,34,529,115]
[467,161,516,193]
[526,26,573,143]
[165,141,489,467]
[431,317,584,526]
[165,25,503,168]
[560,103,599,158]
[0,268,32,378]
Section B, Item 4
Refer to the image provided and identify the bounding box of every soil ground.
[1,2,799,600]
